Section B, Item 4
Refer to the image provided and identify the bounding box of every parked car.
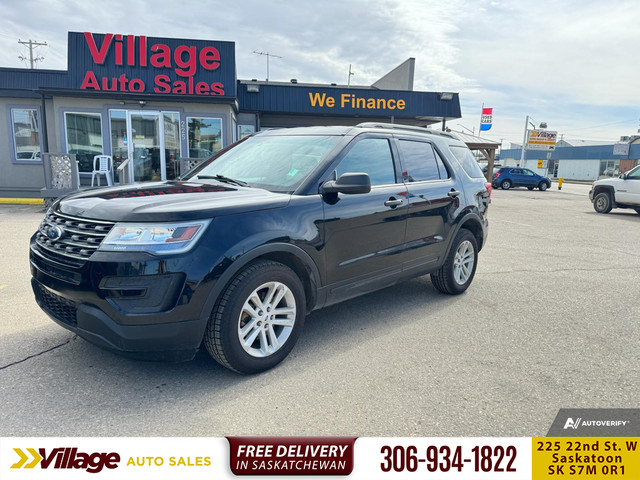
[30,123,490,374]
[492,167,551,191]
[590,164,640,214]
[481,163,501,175]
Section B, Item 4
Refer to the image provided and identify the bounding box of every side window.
[449,145,484,178]
[627,166,640,179]
[336,138,396,186]
[434,149,450,179]
[523,169,534,176]
[397,139,441,182]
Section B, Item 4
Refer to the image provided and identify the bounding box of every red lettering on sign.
[154,74,171,93]
[127,35,135,66]
[115,35,123,65]
[150,44,171,68]
[81,33,226,96]
[83,32,113,64]
[80,71,100,90]
[210,82,225,95]
[139,36,147,66]
[174,45,197,76]
[196,81,209,94]
[200,47,220,70]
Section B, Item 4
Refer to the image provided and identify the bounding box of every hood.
[58,181,291,222]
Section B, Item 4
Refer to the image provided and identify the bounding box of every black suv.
[30,124,490,373]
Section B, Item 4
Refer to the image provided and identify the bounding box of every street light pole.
[519,115,529,167]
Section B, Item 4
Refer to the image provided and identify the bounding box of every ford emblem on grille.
[44,225,64,241]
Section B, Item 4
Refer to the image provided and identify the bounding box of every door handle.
[384,198,403,207]
[448,189,461,198]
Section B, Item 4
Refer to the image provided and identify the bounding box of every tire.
[430,228,478,295]
[539,182,549,191]
[204,260,306,374]
[501,179,512,190]
[527,186,534,190]
[593,192,612,214]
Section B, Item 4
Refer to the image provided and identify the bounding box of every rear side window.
[336,138,396,186]
[449,145,485,178]
[397,139,443,182]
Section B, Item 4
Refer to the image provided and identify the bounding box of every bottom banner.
[1,436,639,479]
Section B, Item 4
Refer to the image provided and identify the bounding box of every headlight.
[99,220,211,254]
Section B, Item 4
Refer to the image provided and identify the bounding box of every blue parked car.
[492,167,551,191]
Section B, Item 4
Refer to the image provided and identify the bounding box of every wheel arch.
[200,243,320,328]
[442,212,486,258]
[593,184,615,200]
[457,215,485,252]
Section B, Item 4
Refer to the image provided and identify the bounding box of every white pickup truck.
[589,164,640,214]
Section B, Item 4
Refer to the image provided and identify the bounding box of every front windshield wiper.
[194,174,248,187]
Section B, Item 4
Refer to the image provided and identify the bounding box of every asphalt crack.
[0,339,71,370]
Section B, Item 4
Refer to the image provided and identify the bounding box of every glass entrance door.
[127,111,163,182]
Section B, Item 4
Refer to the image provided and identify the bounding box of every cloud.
[0,0,637,143]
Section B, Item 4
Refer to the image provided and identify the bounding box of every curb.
[0,198,43,205]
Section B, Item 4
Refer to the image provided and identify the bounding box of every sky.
[1,0,638,148]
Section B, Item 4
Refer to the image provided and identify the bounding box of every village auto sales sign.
[68,32,236,97]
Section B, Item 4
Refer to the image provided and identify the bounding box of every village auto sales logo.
[11,447,120,473]
[79,32,227,96]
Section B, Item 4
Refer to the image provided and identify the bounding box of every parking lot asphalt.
[0,186,638,437]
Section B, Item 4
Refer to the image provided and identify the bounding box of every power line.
[559,117,638,133]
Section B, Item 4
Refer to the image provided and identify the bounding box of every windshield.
[186,134,341,192]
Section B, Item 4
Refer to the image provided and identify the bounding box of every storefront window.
[164,112,181,179]
[238,124,255,140]
[187,117,222,158]
[11,108,41,161]
[599,159,620,178]
[65,112,103,172]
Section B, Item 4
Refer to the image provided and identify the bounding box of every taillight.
[494,172,501,178]
[486,182,492,197]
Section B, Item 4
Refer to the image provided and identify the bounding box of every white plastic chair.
[91,155,113,186]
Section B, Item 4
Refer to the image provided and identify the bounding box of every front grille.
[35,283,78,327]
[35,210,115,267]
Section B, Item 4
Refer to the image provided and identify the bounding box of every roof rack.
[355,122,456,138]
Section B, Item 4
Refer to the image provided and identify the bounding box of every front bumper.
[589,189,594,202]
[30,240,212,361]
[32,279,204,361]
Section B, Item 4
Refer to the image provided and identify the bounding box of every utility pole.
[18,39,47,69]
[252,51,282,82]
[347,64,355,87]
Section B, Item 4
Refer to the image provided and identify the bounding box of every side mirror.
[322,172,371,194]
[619,173,627,179]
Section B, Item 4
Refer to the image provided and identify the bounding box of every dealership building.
[0,32,463,198]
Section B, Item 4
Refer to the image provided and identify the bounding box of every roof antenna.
[252,51,283,83]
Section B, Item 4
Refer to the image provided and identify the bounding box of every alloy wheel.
[238,281,296,358]
[453,240,475,285]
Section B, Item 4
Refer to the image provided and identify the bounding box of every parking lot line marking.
[0,285,7,290]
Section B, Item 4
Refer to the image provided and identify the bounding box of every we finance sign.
[68,32,236,97]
